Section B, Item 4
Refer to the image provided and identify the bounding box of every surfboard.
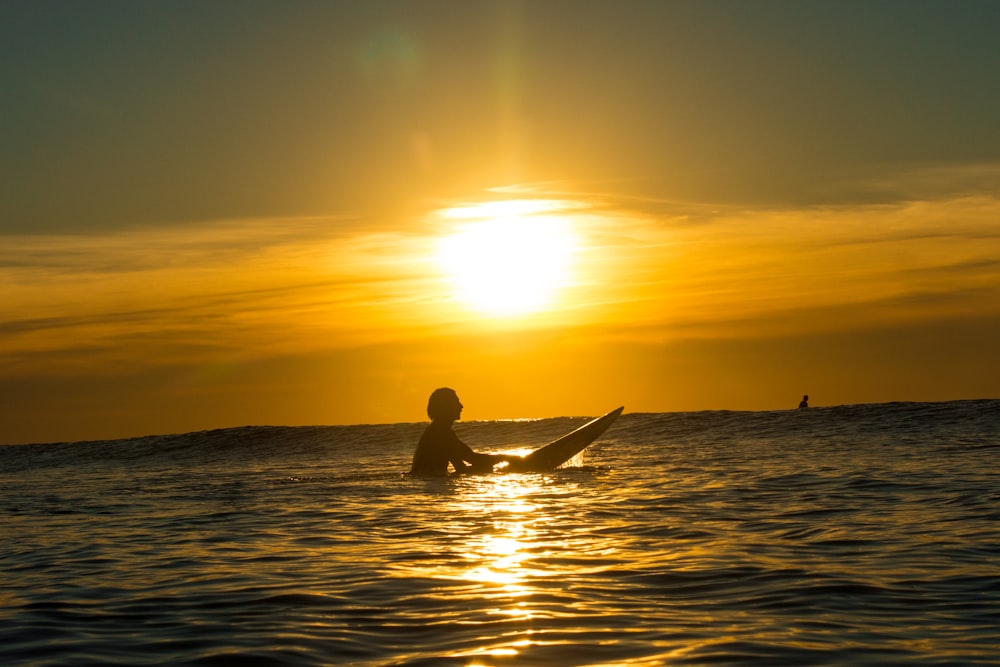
[504,406,624,473]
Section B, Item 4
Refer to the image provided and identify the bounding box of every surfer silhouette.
[799,394,809,409]
[410,388,514,476]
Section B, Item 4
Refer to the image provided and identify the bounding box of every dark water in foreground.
[2,400,999,666]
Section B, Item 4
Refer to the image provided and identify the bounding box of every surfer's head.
[427,387,463,422]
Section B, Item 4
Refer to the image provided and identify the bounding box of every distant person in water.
[410,388,515,476]
[799,395,809,409]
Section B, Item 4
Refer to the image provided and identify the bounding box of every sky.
[2,0,999,444]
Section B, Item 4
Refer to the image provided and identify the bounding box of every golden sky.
[2,2,999,443]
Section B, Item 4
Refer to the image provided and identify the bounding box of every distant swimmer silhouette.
[799,394,809,409]
[410,388,515,476]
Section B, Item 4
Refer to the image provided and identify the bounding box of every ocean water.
[2,400,999,667]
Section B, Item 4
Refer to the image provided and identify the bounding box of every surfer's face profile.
[427,387,464,423]
[444,394,463,422]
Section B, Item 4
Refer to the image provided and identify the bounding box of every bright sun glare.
[436,200,578,317]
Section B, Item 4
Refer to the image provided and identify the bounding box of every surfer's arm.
[456,437,510,473]
[445,433,479,473]
[469,451,524,473]
[448,432,518,472]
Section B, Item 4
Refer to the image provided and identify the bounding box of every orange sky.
[2,3,999,443]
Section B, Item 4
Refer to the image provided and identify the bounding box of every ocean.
[2,400,998,666]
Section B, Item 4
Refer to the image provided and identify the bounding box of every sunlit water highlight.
[2,400,999,666]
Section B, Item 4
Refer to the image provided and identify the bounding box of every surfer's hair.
[427,387,458,421]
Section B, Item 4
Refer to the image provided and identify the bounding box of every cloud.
[4,181,999,389]
[0,216,447,372]
[522,183,1000,341]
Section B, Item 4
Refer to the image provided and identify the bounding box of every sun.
[436,201,578,317]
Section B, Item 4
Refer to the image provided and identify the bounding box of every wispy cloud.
[0,216,446,372]
[527,182,1000,339]
[4,178,999,380]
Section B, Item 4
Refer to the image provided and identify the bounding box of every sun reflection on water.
[392,471,616,663]
[457,476,542,602]
[450,473,557,658]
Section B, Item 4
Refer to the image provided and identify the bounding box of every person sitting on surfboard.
[410,388,514,476]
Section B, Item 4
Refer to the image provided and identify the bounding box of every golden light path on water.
[392,465,679,666]
[380,452,746,667]
[451,471,546,662]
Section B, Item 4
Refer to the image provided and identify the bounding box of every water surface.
[3,400,999,665]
